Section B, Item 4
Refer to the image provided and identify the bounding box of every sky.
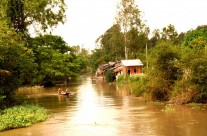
[52,0,207,50]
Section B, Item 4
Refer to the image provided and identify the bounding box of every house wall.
[122,66,142,75]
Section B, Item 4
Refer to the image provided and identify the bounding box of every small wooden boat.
[58,88,71,96]
[58,92,71,96]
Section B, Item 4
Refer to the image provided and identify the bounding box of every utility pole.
[146,42,148,71]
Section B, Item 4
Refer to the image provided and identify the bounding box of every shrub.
[0,105,51,131]
[170,79,197,104]
[105,69,115,82]
[131,76,148,96]
[116,74,125,82]
[190,58,207,103]
[147,76,170,101]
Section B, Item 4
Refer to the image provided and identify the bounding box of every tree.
[146,41,181,101]
[0,21,36,106]
[175,26,207,103]
[105,69,115,82]
[151,41,180,81]
[1,0,66,33]
[161,24,178,42]
[29,35,71,54]
[96,24,125,61]
[71,45,90,72]
[184,25,207,48]
[190,57,207,102]
[28,35,82,85]
[148,29,161,48]
[115,0,147,59]
[89,49,107,73]
[127,28,148,58]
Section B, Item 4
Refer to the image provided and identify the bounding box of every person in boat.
[64,89,71,95]
[58,88,65,94]
[65,89,68,94]
[58,88,70,95]
[58,88,62,94]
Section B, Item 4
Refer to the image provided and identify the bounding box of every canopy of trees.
[0,0,90,108]
[90,0,207,103]
[1,0,66,33]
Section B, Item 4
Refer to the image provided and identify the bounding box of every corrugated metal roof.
[121,59,143,66]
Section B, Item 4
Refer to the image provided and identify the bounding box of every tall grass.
[0,105,51,131]
[116,75,148,97]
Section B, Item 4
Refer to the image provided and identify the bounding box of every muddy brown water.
[0,76,207,136]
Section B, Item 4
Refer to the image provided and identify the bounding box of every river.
[0,76,207,136]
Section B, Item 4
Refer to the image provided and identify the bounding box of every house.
[95,59,143,80]
[113,59,143,76]
[95,61,118,77]
[121,59,143,75]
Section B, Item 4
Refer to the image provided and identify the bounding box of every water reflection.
[0,76,207,136]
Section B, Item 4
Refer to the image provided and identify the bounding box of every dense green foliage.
[0,0,89,107]
[105,69,115,82]
[92,1,205,104]
[146,41,181,101]
[27,35,86,86]
[1,0,66,33]
[116,75,148,97]
[0,21,88,106]
[0,105,51,131]
[133,26,207,103]
[0,21,36,106]
[96,24,125,61]
[89,0,207,104]
[91,4,207,104]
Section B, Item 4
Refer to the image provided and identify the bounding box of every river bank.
[113,74,207,105]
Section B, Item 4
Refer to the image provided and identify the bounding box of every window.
[134,68,137,74]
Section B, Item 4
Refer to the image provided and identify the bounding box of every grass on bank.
[0,105,51,131]
[116,75,148,97]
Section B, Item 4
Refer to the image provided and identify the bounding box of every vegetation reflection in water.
[0,77,207,136]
